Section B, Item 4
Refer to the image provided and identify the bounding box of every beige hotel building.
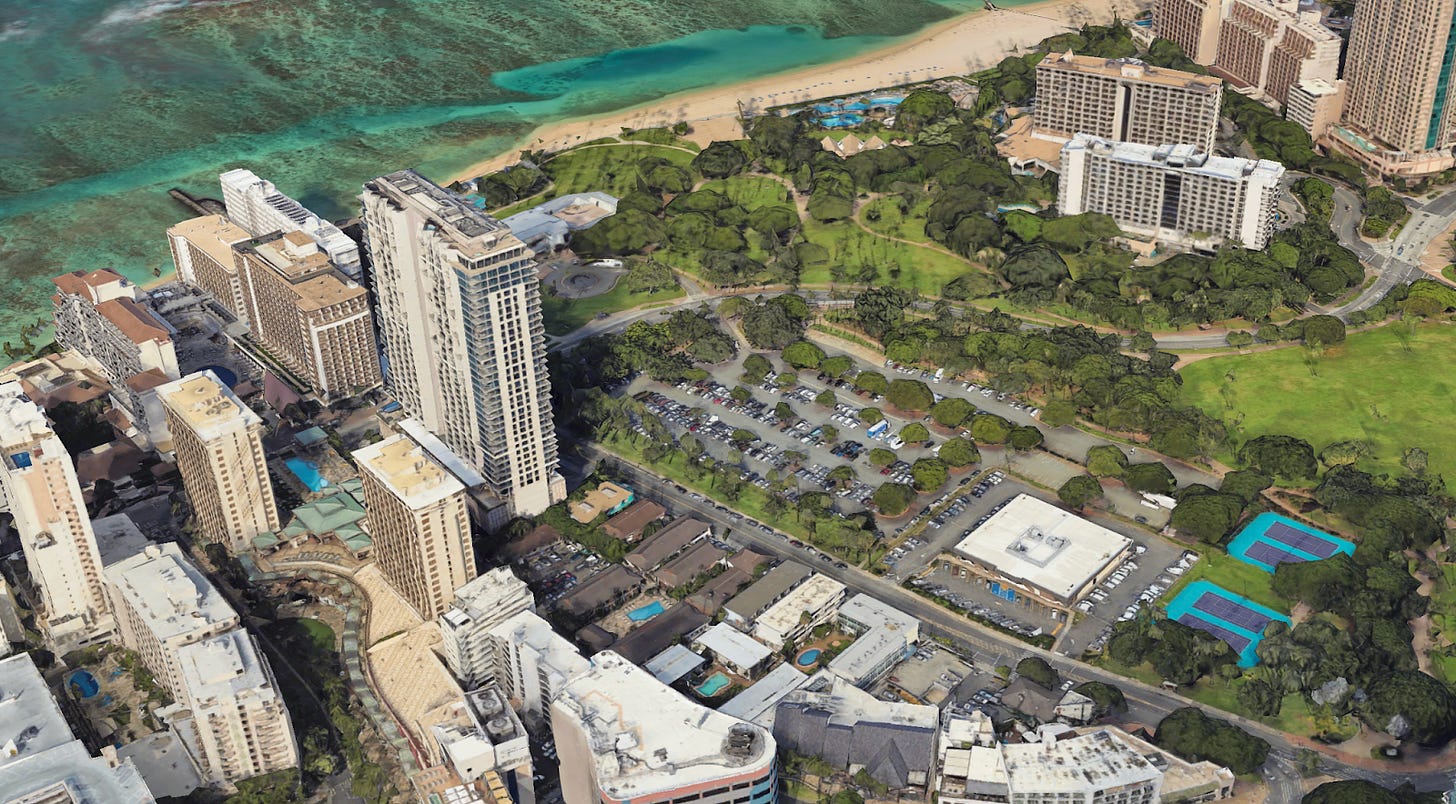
[354,431,477,619]
[157,371,280,553]
[233,230,382,399]
[1034,53,1223,153]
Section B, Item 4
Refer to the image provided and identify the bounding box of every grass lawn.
[296,618,336,652]
[1163,548,1287,614]
[541,282,685,336]
[860,196,935,244]
[1179,321,1456,491]
[799,218,978,293]
[698,176,792,210]
[541,144,695,199]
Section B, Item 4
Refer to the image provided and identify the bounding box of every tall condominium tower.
[220,168,362,278]
[353,432,477,619]
[173,631,299,784]
[0,384,112,651]
[166,215,254,319]
[157,371,280,552]
[1336,0,1456,174]
[359,170,564,519]
[1033,53,1223,152]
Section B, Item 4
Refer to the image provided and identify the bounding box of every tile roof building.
[625,517,711,574]
[723,561,811,627]
[773,675,939,789]
[654,540,728,590]
[602,499,667,542]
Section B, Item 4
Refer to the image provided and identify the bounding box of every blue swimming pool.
[1227,512,1354,573]
[869,95,904,106]
[200,365,237,387]
[795,648,822,667]
[696,672,731,696]
[68,670,99,699]
[820,113,865,128]
[627,601,665,622]
[1165,580,1290,667]
[813,103,840,113]
[285,457,330,492]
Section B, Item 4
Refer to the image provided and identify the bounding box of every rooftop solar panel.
[1245,541,1309,568]
[1192,592,1272,633]
[1262,522,1338,558]
[1176,612,1252,653]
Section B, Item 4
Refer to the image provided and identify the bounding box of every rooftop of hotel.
[0,382,59,450]
[176,631,279,706]
[94,297,172,345]
[487,611,590,677]
[1000,730,1161,793]
[952,494,1133,601]
[51,268,128,298]
[0,739,153,804]
[755,573,846,636]
[779,675,938,730]
[0,654,74,770]
[368,170,523,259]
[237,231,367,312]
[167,214,253,268]
[104,543,239,643]
[441,567,533,630]
[1064,135,1285,181]
[354,433,465,508]
[155,371,260,436]
[553,651,774,800]
[397,419,488,490]
[1037,52,1222,91]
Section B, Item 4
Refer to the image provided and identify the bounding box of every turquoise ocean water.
[0,0,992,343]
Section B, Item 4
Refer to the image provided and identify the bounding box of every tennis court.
[1226,513,1354,573]
[1164,580,1290,667]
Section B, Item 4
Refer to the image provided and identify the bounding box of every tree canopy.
[1058,474,1103,509]
[1154,708,1270,774]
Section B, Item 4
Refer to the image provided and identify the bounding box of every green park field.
[1180,322,1456,490]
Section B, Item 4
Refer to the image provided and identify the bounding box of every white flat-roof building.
[440,567,536,690]
[1058,135,1285,250]
[1001,730,1162,804]
[752,573,846,648]
[692,622,774,677]
[104,542,241,697]
[827,621,913,689]
[220,168,362,278]
[551,651,777,804]
[487,611,589,726]
[170,631,298,785]
[432,684,532,783]
[717,663,817,730]
[0,383,112,652]
[501,192,619,253]
[644,644,707,685]
[838,593,920,643]
[0,653,155,803]
[948,494,1133,611]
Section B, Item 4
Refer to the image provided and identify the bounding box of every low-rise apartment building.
[752,573,846,648]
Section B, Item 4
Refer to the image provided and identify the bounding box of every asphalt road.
[575,442,1455,791]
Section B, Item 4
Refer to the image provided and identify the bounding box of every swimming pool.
[199,365,237,387]
[68,670,99,699]
[795,648,822,667]
[285,457,330,492]
[1227,512,1354,573]
[1165,580,1290,667]
[813,103,840,113]
[627,601,665,622]
[820,113,865,128]
[869,95,904,106]
[696,672,731,696]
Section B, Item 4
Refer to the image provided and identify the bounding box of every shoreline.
[446,0,1138,183]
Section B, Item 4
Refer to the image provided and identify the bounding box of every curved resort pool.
[819,113,865,128]
[795,648,822,667]
[68,670,99,699]
[285,457,329,492]
[696,672,731,696]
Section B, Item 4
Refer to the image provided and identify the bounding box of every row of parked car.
[1085,550,1201,651]
[910,576,1044,637]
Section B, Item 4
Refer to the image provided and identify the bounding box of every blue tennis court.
[1227,513,1354,573]
[1164,580,1290,667]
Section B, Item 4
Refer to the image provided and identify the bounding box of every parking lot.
[1073,548,1201,656]
[516,540,609,611]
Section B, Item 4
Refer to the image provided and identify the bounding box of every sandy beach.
[449,0,1143,182]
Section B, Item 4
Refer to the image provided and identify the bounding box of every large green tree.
[1154,708,1270,774]
[1058,474,1103,509]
